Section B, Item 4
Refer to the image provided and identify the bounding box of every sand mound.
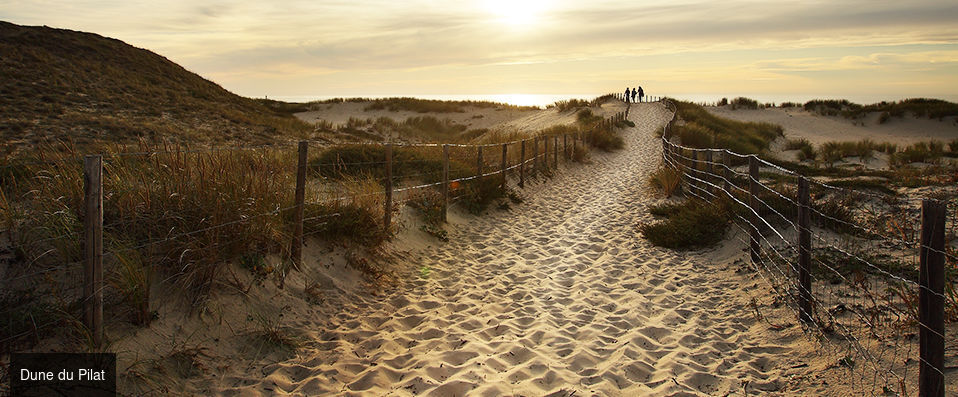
[706,106,958,146]
[209,103,832,395]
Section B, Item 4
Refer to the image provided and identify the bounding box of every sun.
[483,0,547,27]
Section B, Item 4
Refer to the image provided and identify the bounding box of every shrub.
[891,141,944,166]
[576,108,599,124]
[820,141,843,167]
[571,145,590,163]
[648,165,682,197]
[459,175,507,215]
[730,97,759,110]
[876,142,898,154]
[784,138,811,151]
[641,198,731,249]
[552,99,591,112]
[587,128,625,152]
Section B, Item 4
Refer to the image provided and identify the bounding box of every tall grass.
[672,100,783,154]
[785,138,816,161]
[648,165,682,197]
[551,99,590,112]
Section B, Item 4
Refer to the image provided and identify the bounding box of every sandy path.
[219,103,808,396]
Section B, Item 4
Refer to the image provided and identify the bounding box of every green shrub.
[588,128,625,151]
[459,175,507,215]
[820,141,842,167]
[730,97,759,110]
[641,199,731,249]
[891,141,944,166]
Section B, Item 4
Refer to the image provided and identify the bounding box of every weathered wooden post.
[748,156,760,264]
[797,176,812,324]
[500,143,507,189]
[83,155,103,348]
[572,134,578,160]
[543,137,549,170]
[519,140,526,187]
[442,145,449,221]
[476,145,483,179]
[533,137,539,173]
[919,199,946,397]
[564,134,569,160]
[553,136,558,169]
[705,150,714,194]
[292,141,308,271]
[383,143,393,233]
[722,151,732,194]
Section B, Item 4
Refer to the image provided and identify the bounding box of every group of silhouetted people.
[624,86,644,103]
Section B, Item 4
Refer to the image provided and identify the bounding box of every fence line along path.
[212,102,815,396]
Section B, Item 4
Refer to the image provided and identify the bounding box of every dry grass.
[648,165,682,197]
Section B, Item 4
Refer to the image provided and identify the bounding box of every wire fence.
[659,99,955,395]
[0,100,632,354]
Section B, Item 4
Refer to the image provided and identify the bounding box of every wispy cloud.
[1,0,956,98]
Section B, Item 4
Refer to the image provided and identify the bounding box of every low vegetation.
[729,97,759,110]
[641,199,731,249]
[803,98,958,122]
[648,165,682,197]
[0,22,311,152]
[362,97,538,113]
[671,100,783,154]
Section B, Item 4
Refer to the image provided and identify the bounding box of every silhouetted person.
[638,86,645,103]
[624,87,630,103]
[631,87,637,102]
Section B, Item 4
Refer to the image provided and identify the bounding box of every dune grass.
[641,198,731,249]
[0,22,311,152]
[363,97,538,113]
[729,97,759,110]
[803,98,958,121]
[648,165,682,197]
[671,100,783,154]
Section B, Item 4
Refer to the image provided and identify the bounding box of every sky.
[2,0,958,103]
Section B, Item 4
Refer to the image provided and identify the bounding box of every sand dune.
[202,103,843,396]
[706,106,958,146]
[295,99,629,137]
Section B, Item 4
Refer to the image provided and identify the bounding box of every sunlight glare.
[483,0,547,27]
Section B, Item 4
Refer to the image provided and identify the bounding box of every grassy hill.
[0,21,310,154]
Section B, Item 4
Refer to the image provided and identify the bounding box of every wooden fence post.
[564,134,568,160]
[291,141,308,272]
[919,199,946,397]
[519,140,526,187]
[383,143,393,234]
[722,151,731,194]
[705,150,714,193]
[748,156,760,264]
[442,145,449,222]
[533,137,539,173]
[83,155,103,348]
[572,134,577,160]
[543,137,549,170]
[500,143,507,189]
[553,136,558,169]
[476,145,483,179]
[797,176,812,324]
